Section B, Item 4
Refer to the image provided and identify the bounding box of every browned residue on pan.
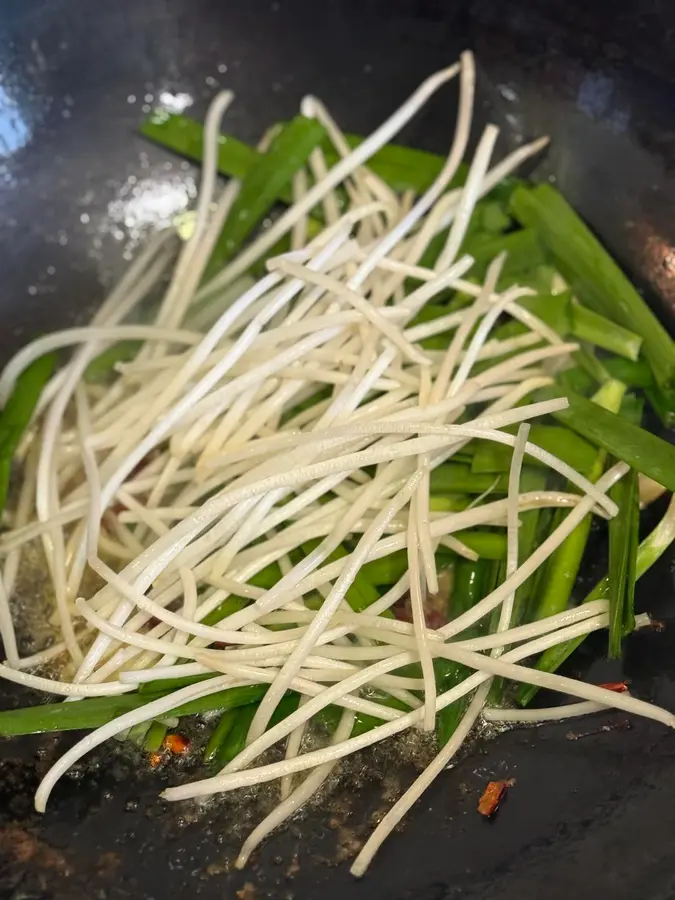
[0,823,72,875]
[285,853,300,878]
[96,850,122,878]
[566,717,633,741]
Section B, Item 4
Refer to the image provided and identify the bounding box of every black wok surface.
[0,2,674,898]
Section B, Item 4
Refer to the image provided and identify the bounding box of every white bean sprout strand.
[195,61,462,298]
[482,700,607,723]
[0,573,19,667]
[350,422,530,876]
[201,613,614,781]
[0,54,672,879]
[236,708,356,870]
[160,617,675,805]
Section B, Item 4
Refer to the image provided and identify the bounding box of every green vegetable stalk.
[534,385,675,492]
[204,116,327,278]
[141,109,464,197]
[528,379,626,625]
[510,183,675,402]
[84,342,142,383]
[570,299,642,362]
[607,467,639,657]
[0,352,56,515]
[203,709,238,763]
[143,721,168,753]
[510,468,549,626]
[518,494,675,706]
[435,559,498,746]
[430,463,508,495]
[0,683,267,737]
[471,424,598,477]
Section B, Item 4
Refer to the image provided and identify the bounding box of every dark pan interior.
[0,2,674,898]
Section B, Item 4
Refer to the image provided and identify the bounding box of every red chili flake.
[163,733,190,754]
[599,681,629,693]
[148,752,163,768]
[477,779,514,817]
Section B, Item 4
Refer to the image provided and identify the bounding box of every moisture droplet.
[498,84,518,103]
[80,212,90,224]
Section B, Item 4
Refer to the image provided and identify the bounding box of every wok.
[0,1,674,898]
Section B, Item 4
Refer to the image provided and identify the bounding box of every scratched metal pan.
[0,1,674,898]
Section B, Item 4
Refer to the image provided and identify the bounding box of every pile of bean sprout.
[0,51,673,876]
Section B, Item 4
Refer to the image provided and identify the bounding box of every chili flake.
[599,681,629,693]
[477,779,514,817]
[163,733,190,754]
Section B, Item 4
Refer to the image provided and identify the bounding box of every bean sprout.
[0,53,670,882]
